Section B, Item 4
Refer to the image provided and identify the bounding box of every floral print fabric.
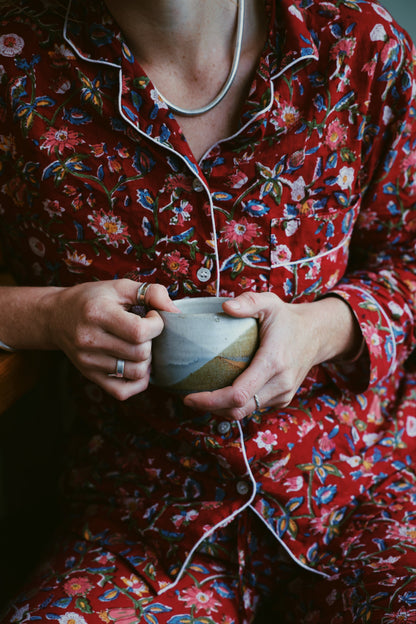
[1,0,416,622]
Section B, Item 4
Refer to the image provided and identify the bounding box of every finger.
[92,370,151,401]
[102,282,179,344]
[77,328,152,362]
[81,353,151,381]
[184,344,276,412]
[101,305,163,345]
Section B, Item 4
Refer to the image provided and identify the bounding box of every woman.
[0,0,415,622]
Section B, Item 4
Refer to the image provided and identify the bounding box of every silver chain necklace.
[156,0,245,117]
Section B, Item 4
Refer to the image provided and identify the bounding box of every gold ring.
[254,394,261,411]
[136,282,150,307]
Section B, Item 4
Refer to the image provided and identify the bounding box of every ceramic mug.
[151,297,259,393]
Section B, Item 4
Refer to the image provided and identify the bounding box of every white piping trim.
[63,0,121,69]
[333,284,397,376]
[270,53,318,82]
[62,0,222,295]
[249,504,330,579]
[158,420,257,595]
[269,233,351,270]
[220,231,350,274]
[198,80,276,164]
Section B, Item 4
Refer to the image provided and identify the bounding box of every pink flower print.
[239,276,256,290]
[330,38,356,61]
[43,199,65,217]
[162,250,189,276]
[178,586,221,614]
[401,151,416,175]
[107,156,122,173]
[229,170,248,189]
[106,608,140,624]
[222,218,258,246]
[387,523,416,543]
[381,39,399,65]
[362,58,377,78]
[270,244,292,266]
[325,119,348,149]
[121,574,147,597]
[361,324,382,358]
[0,33,24,57]
[334,404,356,426]
[88,210,129,247]
[382,608,416,623]
[170,200,193,226]
[297,420,316,438]
[318,432,336,455]
[91,143,107,158]
[284,476,303,492]
[63,576,93,596]
[253,429,278,452]
[171,509,199,528]
[274,101,300,130]
[164,173,193,193]
[40,126,84,155]
[265,454,290,482]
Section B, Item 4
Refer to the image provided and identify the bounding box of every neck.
[104,0,259,68]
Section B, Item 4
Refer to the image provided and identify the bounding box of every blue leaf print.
[98,588,120,601]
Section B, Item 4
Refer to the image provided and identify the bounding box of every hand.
[183,292,361,420]
[46,279,178,400]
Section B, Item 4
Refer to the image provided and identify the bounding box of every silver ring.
[253,394,261,411]
[136,282,150,307]
[115,359,125,378]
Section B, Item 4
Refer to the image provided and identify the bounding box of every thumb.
[147,283,180,312]
[122,279,179,313]
[222,292,281,319]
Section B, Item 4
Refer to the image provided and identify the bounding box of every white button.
[193,178,204,192]
[197,267,211,282]
[236,480,250,496]
[217,421,231,435]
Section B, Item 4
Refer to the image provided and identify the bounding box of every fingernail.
[226,300,240,310]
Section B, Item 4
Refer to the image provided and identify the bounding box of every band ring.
[137,282,150,307]
[254,393,261,411]
[115,358,125,378]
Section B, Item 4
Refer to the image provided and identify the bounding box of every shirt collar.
[63,0,319,77]
[63,0,123,68]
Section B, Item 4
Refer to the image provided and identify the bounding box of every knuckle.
[240,291,258,307]
[229,406,247,420]
[74,327,90,349]
[83,299,101,323]
[232,387,251,408]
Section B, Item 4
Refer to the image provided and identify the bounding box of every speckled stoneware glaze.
[151,297,259,393]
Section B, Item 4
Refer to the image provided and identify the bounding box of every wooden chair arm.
[0,252,52,415]
[0,350,48,416]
